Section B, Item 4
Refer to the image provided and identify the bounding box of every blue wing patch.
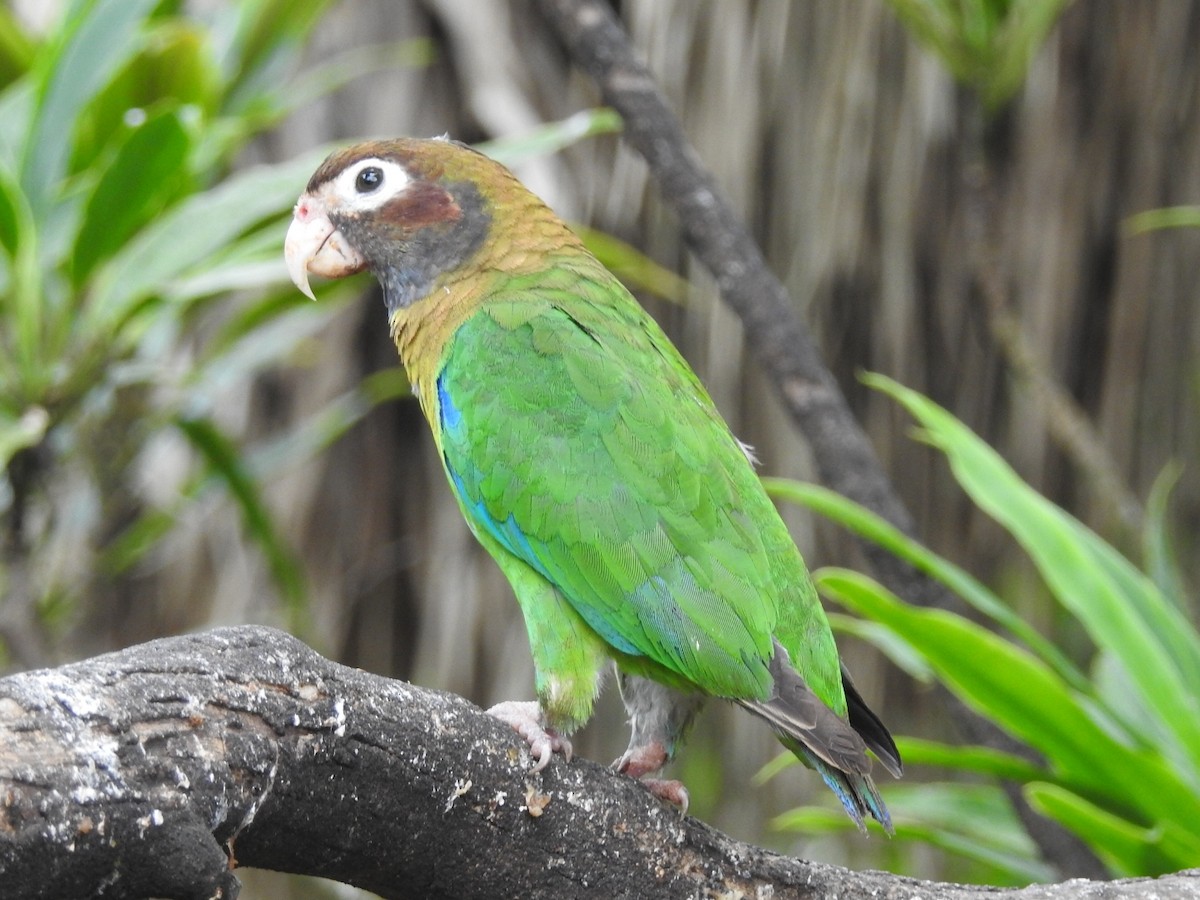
[438,372,642,655]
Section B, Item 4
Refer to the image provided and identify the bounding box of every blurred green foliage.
[0,0,631,660]
[0,0,429,649]
[884,0,1073,109]
[767,375,1199,881]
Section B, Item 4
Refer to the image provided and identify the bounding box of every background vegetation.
[1,1,1197,896]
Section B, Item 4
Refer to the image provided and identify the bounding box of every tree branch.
[1,626,1197,899]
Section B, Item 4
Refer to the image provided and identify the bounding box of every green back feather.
[434,257,843,709]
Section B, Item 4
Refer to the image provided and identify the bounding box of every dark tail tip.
[841,663,902,778]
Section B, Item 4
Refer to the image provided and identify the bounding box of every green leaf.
[242,369,411,481]
[72,21,219,169]
[0,6,34,91]
[827,612,935,681]
[1026,782,1200,876]
[576,226,689,304]
[266,39,435,121]
[21,0,158,215]
[891,737,1047,782]
[71,106,192,285]
[765,477,1090,694]
[884,0,1072,110]
[0,160,21,255]
[866,373,1200,774]
[174,415,308,632]
[85,145,335,330]
[1142,461,1189,610]
[0,160,43,390]
[818,567,1200,828]
[477,108,623,164]
[217,0,337,108]
[1125,205,1200,235]
[775,782,1055,885]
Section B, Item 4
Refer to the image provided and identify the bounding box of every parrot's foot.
[488,701,573,772]
[613,742,689,815]
[613,740,669,778]
[639,778,690,815]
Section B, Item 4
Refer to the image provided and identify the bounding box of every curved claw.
[488,701,572,772]
[639,778,690,817]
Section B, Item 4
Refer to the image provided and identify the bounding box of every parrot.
[283,137,901,831]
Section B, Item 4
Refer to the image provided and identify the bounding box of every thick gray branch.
[0,626,1196,899]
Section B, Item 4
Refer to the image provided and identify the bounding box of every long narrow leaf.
[866,373,1200,774]
[891,737,1046,783]
[174,415,308,632]
[1026,782,1200,876]
[21,0,158,215]
[85,146,335,329]
[818,567,1200,828]
[0,161,43,388]
[71,107,193,286]
[765,477,1091,694]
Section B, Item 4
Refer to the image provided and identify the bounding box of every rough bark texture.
[1,626,1197,900]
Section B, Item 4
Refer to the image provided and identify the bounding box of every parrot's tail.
[739,640,901,834]
[807,749,893,835]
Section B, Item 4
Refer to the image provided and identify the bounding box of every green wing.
[436,265,798,701]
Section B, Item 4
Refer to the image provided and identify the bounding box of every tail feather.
[807,747,893,835]
[842,663,903,778]
[738,642,871,777]
[742,640,898,833]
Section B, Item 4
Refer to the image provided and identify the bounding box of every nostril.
[294,200,310,220]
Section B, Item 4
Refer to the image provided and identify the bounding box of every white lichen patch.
[323,697,347,736]
[135,808,164,837]
[444,778,472,812]
[296,683,320,702]
[564,791,595,814]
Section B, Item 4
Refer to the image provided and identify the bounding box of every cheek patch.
[380,180,461,230]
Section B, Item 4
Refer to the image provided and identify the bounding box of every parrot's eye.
[332,156,408,212]
[356,167,383,193]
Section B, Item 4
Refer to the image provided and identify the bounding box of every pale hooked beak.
[284,196,367,299]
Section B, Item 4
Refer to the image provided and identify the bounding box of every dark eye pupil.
[356,167,383,192]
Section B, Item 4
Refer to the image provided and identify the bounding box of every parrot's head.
[284,137,501,310]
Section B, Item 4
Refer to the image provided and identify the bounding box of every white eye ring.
[331,157,411,213]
